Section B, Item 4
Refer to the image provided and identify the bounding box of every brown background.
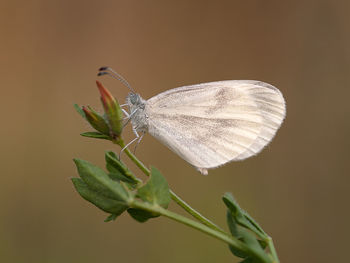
[1,0,349,262]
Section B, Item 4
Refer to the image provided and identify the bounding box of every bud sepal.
[82,106,110,135]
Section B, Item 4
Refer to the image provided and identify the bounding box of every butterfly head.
[127,93,142,105]
[126,92,146,109]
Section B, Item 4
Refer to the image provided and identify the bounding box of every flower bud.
[96,80,124,137]
[82,106,110,135]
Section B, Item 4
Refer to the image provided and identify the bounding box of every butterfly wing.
[145,80,286,174]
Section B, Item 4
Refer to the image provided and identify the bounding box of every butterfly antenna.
[98,67,135,93]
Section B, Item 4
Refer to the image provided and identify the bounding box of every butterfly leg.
[121,109,130,119]
[119,127,140,159]
[122,109,138,128]
[119,137,139,160]
[133,131,145,154]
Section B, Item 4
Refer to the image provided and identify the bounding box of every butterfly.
[99,67,286,175]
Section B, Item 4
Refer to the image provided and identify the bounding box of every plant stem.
[124,147,150,175]
[122,147,225,234]
[267,237,279,263]
[130,200,270,263]
[169,191,226,233]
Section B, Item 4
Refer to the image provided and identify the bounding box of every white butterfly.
[99,68,286,175]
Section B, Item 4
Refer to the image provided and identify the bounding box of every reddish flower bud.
[96,81,123,137]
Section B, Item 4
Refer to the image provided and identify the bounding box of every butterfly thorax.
[126,93,149,133]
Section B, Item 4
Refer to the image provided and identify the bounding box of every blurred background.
[1,0,349,262]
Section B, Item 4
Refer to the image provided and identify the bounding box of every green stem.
[124,147,150,175]
[267,237,279,263]
[169,191,226,233]
[130,200,270,263]
[122,147,225,234]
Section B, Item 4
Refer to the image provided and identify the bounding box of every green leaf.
[72,178,128,216]
[227,211,248,258]
[243,212,266,237]
[228,227,271,262]
[104,214,118,222]
[226,210,240,237]
[239,230,271,263]
[127,167,170,222]
[105,151,131,176]
[74,103,86,119]
[80,132,111,140]
[137,167,171,208]
[223,193,240,214]
[73,159,129,202]
[105,151,141,186]
[223,193,265,238]
[127,208,159,223]
[239,257,259,263]
[108,171,137,185]
[224,193,272,262]
[258,239,268,250]
[229,244,249,259]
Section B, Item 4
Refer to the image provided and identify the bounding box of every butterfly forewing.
[144,81,286,174]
